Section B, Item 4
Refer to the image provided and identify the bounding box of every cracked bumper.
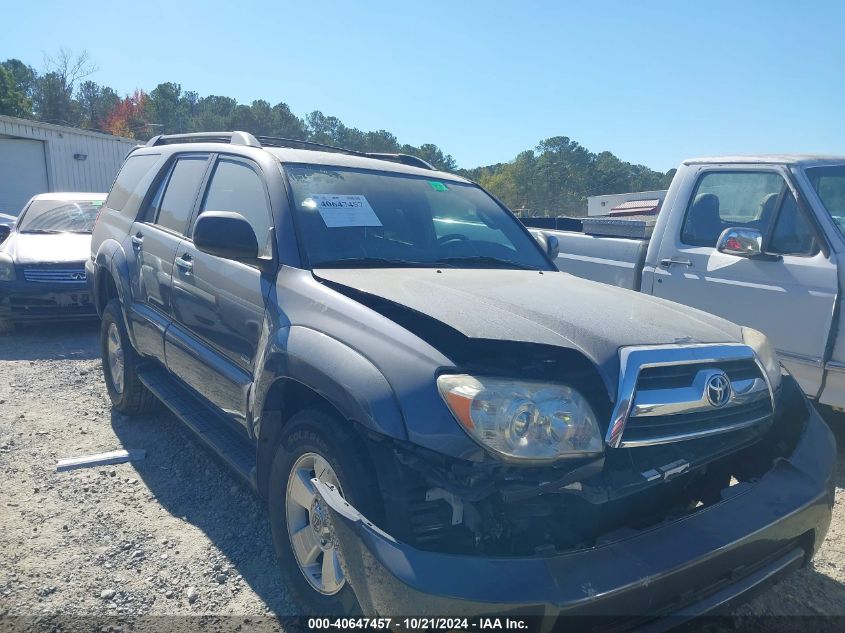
[315,406,836,625]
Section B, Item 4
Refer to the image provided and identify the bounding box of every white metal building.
[0,115,138,215]
[587,189,668,216]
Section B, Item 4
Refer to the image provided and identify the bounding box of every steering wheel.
[437,234,469,246]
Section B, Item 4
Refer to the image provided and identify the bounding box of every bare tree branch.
[42,48,97,94]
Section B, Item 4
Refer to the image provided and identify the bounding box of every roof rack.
[365,153,435,170]
[256,137,434,169]
[145,131,261,147]
[144,131,435,170]
[255,135,366,156]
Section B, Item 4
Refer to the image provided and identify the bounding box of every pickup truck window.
[767,191,819,256]
[806,165,845,237]
[681,172,783,246]
[680,170,818,256]
[200,159,273,257]
[284,165,551,270]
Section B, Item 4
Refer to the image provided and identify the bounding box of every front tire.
[267,409,382,614]
[100,299,158,415]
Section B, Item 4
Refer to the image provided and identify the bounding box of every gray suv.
[88,132,835,623]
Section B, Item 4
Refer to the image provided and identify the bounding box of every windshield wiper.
[20,229,63,234]
[315,257,437,268]
[433,256,541,270]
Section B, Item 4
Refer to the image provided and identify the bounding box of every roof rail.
[364,153,435,170]
[145,131,261,148]
[255,137,434,170]
[143,131,436,170]
[254,136,366,157]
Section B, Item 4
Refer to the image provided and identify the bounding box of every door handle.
[131,233,144,248]
[660,257,693,268]
[175,255,193,273]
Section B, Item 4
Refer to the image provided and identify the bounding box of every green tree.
[1,59,37,104]
[269,102,307,138]
[189,95,238,132]
[76,80,119,130]
[0,65,31,117]
[146,82,188,134]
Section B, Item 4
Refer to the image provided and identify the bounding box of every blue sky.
[2,0,843,171]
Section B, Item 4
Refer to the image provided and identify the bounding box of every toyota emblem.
[705,372,732,408]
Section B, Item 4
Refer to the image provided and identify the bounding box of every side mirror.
[534,231,560,260]
[193,211,259,262]
[716,227,763,258]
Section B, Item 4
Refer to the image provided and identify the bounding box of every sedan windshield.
[17,199,103,234]
[284,165,551,270]
[805,166,845,236]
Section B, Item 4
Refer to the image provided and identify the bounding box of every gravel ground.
[0,322,844,631]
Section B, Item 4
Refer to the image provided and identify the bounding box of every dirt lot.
[1,322,844,630]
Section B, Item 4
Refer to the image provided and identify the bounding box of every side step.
[138,365,258,489]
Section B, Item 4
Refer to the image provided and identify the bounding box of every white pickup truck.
[531,155,845,410]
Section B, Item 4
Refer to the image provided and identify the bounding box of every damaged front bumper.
[315,405,836,624]
[0,280,96,321]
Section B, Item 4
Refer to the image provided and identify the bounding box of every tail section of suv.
[88,132,835,623]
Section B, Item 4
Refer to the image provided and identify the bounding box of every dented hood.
[315,268,743,379]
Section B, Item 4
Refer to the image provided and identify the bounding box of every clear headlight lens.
[742,326,782,391]
[0,253,14,281]
[437,374,603,462]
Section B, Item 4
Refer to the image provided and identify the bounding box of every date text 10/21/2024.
[307,618,530,630]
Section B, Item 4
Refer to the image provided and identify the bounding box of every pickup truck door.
[651,166,837,397]
[127,154,211,361]
[167,155,273,428]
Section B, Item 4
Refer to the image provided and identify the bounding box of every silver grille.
[23,267,87,284]
[607,344,774,448]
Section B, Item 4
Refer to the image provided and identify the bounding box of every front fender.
[253,325,407,442]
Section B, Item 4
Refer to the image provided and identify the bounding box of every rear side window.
[153,156,209,235]
[106,154,159,214]
[200,159,273,256]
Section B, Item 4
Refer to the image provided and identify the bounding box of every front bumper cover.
[0,280,96,321]
[315,405,836,624]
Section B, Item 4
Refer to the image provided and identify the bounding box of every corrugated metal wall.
[0,115,138,212]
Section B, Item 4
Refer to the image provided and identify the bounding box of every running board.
[138,365,257,489]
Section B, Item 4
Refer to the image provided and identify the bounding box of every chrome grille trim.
[23,268,87,284]
[631,373,769,418]
[606,343,774,449]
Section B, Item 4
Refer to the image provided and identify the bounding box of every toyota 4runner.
[88,132,836,625]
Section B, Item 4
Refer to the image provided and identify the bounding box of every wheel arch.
[252,326,407,498]
[92,239,130,316]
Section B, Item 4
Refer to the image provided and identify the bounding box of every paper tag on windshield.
[312,194,382,228]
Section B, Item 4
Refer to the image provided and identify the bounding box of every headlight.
[437,374,603,462]
[0,253,14,281]
[742,326,782,391]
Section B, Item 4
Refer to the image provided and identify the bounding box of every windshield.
[284,165,551,270]
[805,166,845,236]
[17,199,104,234]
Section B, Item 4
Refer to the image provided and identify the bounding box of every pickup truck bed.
[549,230,648,290]
[523,215,656,290]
